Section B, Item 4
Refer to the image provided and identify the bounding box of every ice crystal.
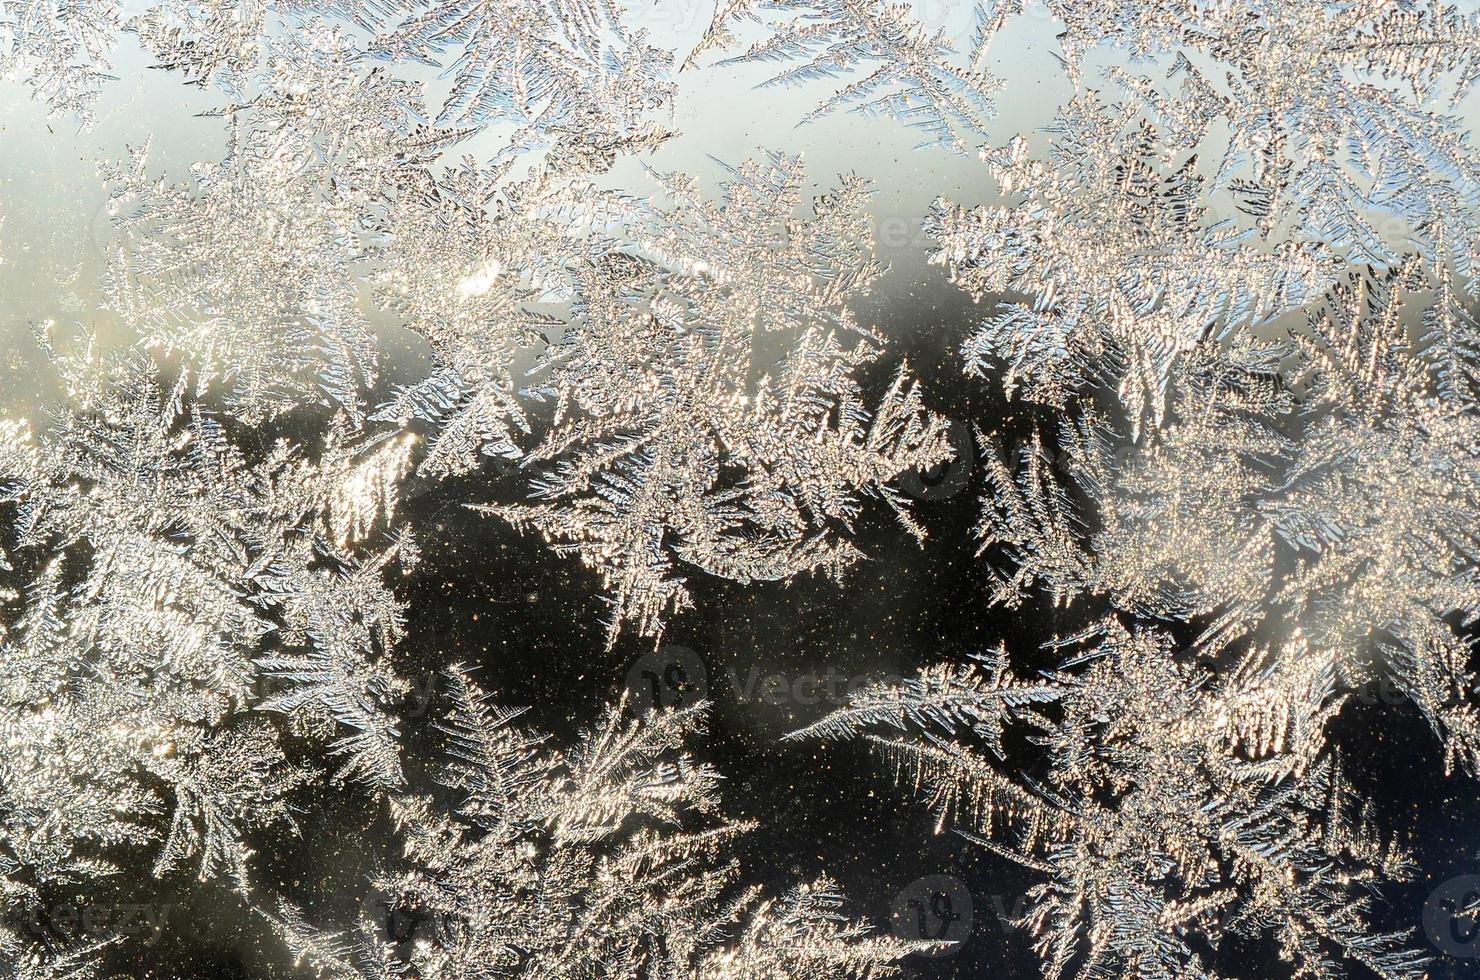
[1040,0,1480,398]
[4,0,1480,976]
[685,0,1005,152]
[798,619,1427,980]
[476,155,952,647]
[374,0,677,153]
[0,0,120,121]
[701,0,1480,405]
[0,923,105,980]
[367,162,647,478]
[977,268,1480,774]
[271,668,917,978]
[99,26,459,422]
[1,0,397,120]
[0,346,414,895]
[928,94,1338,428]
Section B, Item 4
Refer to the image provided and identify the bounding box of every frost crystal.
[0,346,413,895]
[99,26,457,421]
[799,621,1427,979]
[479,155,952,646]
[929,95,1338,428]
[374,0,677,145]
[686,0,1004,152]
[0,0,119,121]
[271,670,917,978]
[2,0,1480,975]
[977,268,1480,773]
[1055,0,1480,397]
